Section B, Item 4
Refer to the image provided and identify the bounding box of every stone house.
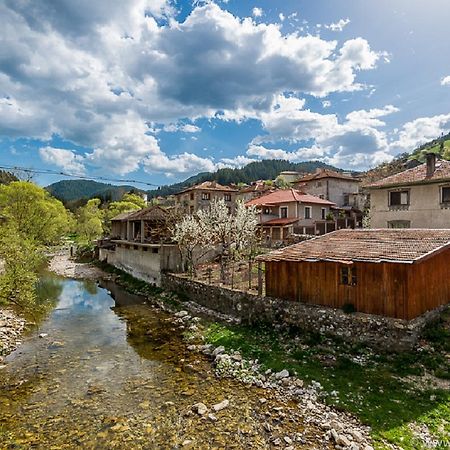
[175,181,238,215]
[293,168,361,208]
[257,228,450,320]
[366,154,450,228]
[236,180,274,203]
[245,189,335,240]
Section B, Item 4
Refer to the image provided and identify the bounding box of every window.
[340,266,357,286]
[224,193,231,202]
[389,190,409,206]
[316,181,322,187]
[190,192,194,201]
[280,207,288,218]
[227,206,232,214]
[321,208,326,220]
[319,194,325,199]
[388,220,411,229]
[201,192,211,200]
[441,186,450,203]
[263,207,271,215]
[189,205,194,214]
[304,206,312,219]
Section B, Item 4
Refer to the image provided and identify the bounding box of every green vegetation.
[0,182,71,314]
[103,193,146,234]
[202,314,450,449]
[75,198,104,248]
[46,179,141,205]
[408,132,450,162]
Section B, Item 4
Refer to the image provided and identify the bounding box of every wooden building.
[257,229,450,320]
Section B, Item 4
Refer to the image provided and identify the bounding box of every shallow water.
[0,274,326,449]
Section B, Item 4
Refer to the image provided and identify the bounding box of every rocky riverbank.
[171,309,375,450]
[0,309,26,363]
[49,250,107,280]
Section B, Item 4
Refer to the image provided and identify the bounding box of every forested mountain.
[147,159,339,198]
[46,180,141,204]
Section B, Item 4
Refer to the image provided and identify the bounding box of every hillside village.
[1,2,450,449]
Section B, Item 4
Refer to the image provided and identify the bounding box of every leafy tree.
[0,226,43,314]
[104,193,146,233]
[76,198,104,245]
[0,181,70,245]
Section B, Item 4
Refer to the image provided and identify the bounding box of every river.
[0,273,327,449]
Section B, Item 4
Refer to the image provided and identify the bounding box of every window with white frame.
[304,206,312,219]
[280,207,288,218]
[201,192,211,200]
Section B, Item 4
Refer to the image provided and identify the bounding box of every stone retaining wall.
[162,273,446,351]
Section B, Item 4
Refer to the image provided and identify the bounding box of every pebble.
[275,369,289,379]
[212,399,229,412]
[192,402,208,415]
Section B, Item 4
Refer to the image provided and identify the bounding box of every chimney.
[426,153,436,177]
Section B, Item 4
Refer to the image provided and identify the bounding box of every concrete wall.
[162,274,445,350]
[370,184,450,228]
[99,244,183,285]
[302,179,360,207]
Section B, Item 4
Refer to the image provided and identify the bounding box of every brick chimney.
[426,153,437,177]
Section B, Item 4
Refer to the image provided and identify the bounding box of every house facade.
[366,154,450,228]
[175,181,238,215]
[293,168,361,207]
[245,189,335,240]
[257,229,450,320]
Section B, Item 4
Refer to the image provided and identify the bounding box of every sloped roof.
[297,169,359,183]
[177,181,238,194]
[110,211,136,221]
[257,229,450,264]
[245,189,335,206]
[366,160,450,188]
[127,205,169,221]
[239,180,274,194]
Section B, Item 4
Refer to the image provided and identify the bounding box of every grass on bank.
[202,313,450,450]
[91,262,450,449]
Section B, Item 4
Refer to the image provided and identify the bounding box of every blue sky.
[1,0,449,188]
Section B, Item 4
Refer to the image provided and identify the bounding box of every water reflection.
[0,275,318,449]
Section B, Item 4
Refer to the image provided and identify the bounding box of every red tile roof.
[366,160,450,188]
[297,169,359,183]
[245,189,335,206]
[177,181,238,194]
[257,229,450,264]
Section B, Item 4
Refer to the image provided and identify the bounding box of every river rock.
[175,311,189,318]
[275,369,289,379]
[212,346,225,357]
[192,402,208,415]
[212,399,229,412]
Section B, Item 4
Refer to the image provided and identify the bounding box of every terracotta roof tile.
[366,160,450,188]
[257,229,450,264]
[245,189,335,206]
[178,181,238,194]
[297,169,359,183]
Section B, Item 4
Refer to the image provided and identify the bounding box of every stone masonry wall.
[162,274,446,351]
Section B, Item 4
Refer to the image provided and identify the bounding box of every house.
[293,168,361,207]
[236,180,274,203]
[100,206,181,285]
[366,154,450,228]
[245,188,335,240]
[175,181,238,215]
[257,229,450,320]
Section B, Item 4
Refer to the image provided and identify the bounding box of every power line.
[0,164,160,188]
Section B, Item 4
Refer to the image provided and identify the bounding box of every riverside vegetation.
[100,263,450,450]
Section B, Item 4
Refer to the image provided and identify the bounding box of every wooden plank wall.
[406,248,450,320]
[265,259,420,319]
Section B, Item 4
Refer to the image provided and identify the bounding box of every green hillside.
[408,132,450,162]
[46,180,141,204]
